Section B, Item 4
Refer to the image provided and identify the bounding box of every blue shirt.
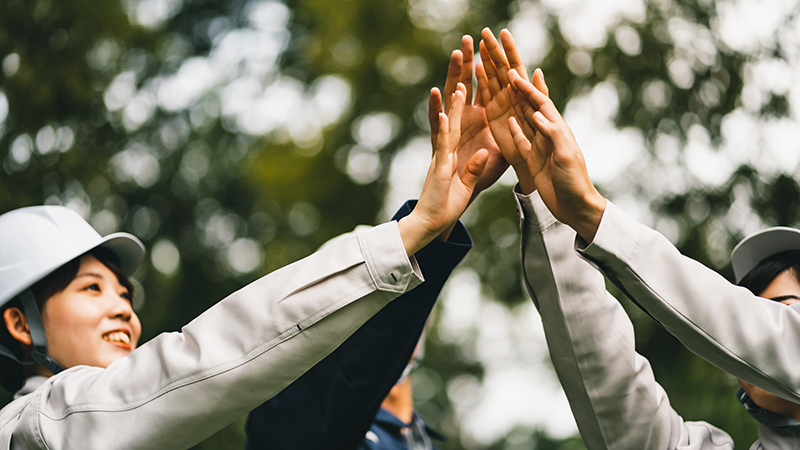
[360,408,444,450]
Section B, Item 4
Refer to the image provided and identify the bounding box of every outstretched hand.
[474,28,545,194]
[506,70,606,242]
[399,83,489,256]
[429,35,508,197]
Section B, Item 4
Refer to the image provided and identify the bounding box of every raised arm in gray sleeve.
[0,222,423,450]
[577,202,800,405]
[517,190,733,450]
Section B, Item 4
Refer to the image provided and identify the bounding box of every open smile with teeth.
[102,331,131,346]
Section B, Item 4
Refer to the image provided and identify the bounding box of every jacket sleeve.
[517,189,733,450]
[245,200,472,450]
[9,221,424,450]
[578,201,800,405]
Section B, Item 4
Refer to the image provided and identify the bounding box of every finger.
[509,83,542,139]
[475,62,494,108]
[447,84,468,145]
[532,68,549,98]
[435,111,450,160]
[508,116,532,154]
[530,110,563,143]
[508,85,536,139]
[460,35,475,104]
[460,148,489,191]
[499,29,529,82]
[481,27,512,87]
[443,50,463,112]
[507,73,536,121]
[429,87,443,154]
[509,70,560,121]
[479,40,503,95]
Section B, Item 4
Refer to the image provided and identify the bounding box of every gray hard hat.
[731,226,800,283]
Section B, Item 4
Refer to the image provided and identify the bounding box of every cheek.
[131,314,142,346]
[41,298,103,338]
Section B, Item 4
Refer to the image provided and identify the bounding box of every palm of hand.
[419,151,473,227]
[483,89,525,168]
[458,104,507,193]
[529,130,594,226]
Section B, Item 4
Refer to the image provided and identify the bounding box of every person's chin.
[98,349,133,368]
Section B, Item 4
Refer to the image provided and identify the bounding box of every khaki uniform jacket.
[0,222,423,450]
[516,190,800,449]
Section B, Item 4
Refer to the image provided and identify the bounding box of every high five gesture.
[398,83,489,256]
[506,69,606,242]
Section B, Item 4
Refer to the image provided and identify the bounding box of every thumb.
[508,116,532,154]
[460,148,489,190]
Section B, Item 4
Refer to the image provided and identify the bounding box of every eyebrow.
[770,295,800,303]
[74,272,105,281]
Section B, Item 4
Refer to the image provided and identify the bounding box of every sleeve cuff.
[357,221,424,295]
[513,185,558,232]
[575,200,644,270]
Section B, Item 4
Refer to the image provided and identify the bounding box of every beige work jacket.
[0,222,422,449]
[517,189,800,449]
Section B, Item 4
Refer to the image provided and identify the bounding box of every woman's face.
[738,268,800,419]
[40,255,141,370]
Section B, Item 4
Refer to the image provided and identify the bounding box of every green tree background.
[2,0,798,448]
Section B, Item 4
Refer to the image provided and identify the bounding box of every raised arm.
[508,67,800,405]
[245,51,498,449]
[0,83,487,450]
[518,188,732,449]
[245,203,472,450]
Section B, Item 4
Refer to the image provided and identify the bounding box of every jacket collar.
[14,376,47,400]
[374,408,446,441]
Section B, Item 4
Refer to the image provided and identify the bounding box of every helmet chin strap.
[0,290,65,375]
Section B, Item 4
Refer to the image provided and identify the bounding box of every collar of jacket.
[737,387,800,430]
[374,408,446,441]
[14,375,47,400]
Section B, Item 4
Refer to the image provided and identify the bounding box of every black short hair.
[737,250,800,297]
[0,248,134,391]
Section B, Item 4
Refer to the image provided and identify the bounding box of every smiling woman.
[0,208,145,390]
[35,253,141,370]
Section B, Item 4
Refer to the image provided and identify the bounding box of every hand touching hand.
[399,83,489,255]
[474,28,544,194]
[507,71,606,242]
[429,35,508,197]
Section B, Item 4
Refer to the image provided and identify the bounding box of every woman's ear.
[3,307,32,346]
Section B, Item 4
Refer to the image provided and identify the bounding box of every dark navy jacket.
[245,201,470,450]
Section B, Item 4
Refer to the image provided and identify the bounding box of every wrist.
[571,190,606,243]
[512,164,536,195]
[397,213,437,256]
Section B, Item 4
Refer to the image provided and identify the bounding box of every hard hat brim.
[731,227,800,283]
[98,233,146,277]
[0,232,144,307]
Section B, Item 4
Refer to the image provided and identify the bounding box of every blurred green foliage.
[2,0,795,448]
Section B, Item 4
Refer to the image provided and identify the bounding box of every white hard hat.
[731,226,800,283]
[0,205,145,385]
[0,205,145,309]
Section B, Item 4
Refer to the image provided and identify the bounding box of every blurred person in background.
[483,29,800,447]
[359,340,445,450]
[0,82,490,450]
[245,35,507,450]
